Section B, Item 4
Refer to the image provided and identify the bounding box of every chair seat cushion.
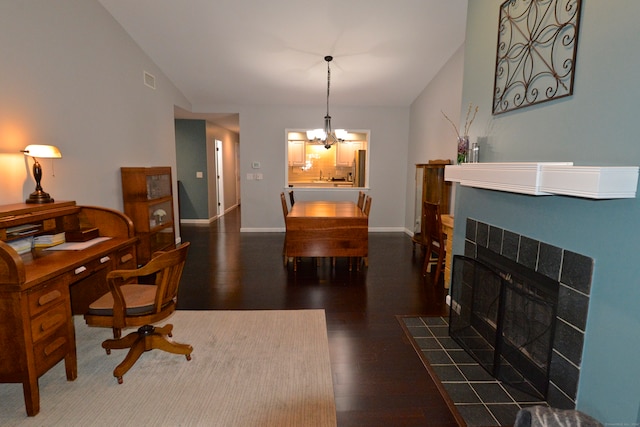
[88,284,157,316]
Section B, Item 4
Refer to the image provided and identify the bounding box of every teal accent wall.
[175,119,208,220]
[459,1,640,423]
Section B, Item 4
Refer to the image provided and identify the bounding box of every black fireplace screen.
[449,251,559,399]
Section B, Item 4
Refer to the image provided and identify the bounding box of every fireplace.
[449,218,594,410]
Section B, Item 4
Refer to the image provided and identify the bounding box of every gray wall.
[175,119,208,220]
[435,1,638,423]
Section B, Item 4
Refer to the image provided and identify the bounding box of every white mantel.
[444,162,639,199]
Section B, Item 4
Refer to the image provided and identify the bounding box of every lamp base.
[26,190,54,204]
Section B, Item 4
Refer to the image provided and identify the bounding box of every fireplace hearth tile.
[428,325,449,337]
[456,404,498,426]
[402,316,550,427]
[547,383,576,409]
[557,285,589,331]
[433,365,466,381]
[459,364,496,381]
[554,319,585,365]
[476,221,489,246]
[518,236,539,269]
[422,349,454,364]
[472,382,513,403]
[550,352,579,399]
[538,243,562,280]
[442,382,482,404]
[447,349,477,364]
[560,250,594,294]
[488,226,503,253]
[486,403,522,426]
[466,218,477,243]
[414,337,441,350]
[502,230,519,261]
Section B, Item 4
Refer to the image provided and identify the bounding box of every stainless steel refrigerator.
[353,150,366,187]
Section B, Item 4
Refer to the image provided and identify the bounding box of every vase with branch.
[442,102,478,164]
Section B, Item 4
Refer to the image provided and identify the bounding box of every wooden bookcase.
[121,167,176,265]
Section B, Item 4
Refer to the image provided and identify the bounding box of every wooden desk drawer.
[28,280,69,318]
[68,254,112,283]
[33,326,71,375]
[31,303,68,343]
[115,246,136,269]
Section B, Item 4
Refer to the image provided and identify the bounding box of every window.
[286,130,369,188]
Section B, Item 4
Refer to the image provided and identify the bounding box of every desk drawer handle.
[74,266,87,275]
[120,253,133,264]
[100,256,111,264]
[38,290,62,306]
[44,337,66,356]
[40,314,64,332]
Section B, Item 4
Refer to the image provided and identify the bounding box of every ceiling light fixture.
[307,55,346,149]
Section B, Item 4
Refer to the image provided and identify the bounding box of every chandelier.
[307,55,346,149]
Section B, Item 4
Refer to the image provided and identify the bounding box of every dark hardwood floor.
[177,206,458,426]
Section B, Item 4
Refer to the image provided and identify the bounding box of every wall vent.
[143,71,156,89]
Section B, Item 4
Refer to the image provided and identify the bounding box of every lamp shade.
[23,144,62,159]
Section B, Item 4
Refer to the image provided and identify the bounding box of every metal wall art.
[492,0,582,115]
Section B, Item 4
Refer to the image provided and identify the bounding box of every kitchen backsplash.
[289,145,353,182]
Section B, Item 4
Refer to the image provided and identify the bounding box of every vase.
[457,136,469,164]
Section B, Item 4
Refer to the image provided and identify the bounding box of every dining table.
[285,200,368,271]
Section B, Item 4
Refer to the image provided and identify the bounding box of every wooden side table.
[441,214,454,289]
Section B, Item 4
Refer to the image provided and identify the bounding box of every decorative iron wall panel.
[492,0,582,115]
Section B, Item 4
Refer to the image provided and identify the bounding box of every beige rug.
[0,310,336,427]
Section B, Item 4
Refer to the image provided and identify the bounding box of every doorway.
[215,139,225,217]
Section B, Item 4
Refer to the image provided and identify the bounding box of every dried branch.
[441,110,460,138]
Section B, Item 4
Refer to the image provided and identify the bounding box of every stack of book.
[34,232,66,248]
[7,237,34,254]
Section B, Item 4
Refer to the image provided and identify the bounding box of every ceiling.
[99,0,468,132]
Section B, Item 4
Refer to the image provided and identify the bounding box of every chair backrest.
[288,190,295,206]
[108,242,190,323]
[280,192,289,220]
[357,191,366,210]
[422,201,444,246]
[363,196,372,216]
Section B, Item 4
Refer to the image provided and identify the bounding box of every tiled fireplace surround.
[460,218,594,409]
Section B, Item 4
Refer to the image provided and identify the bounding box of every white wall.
[0,1,190,216]
[406,45,465,230]
[206,104,411,231]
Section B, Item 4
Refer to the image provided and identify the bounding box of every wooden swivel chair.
[421,201,446,282]
[84,242,192,383]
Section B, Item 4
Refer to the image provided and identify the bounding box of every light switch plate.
[251,161,261,169]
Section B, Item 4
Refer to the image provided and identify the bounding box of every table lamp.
[22,144,62,204]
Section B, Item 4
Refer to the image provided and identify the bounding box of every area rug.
[0,310,337,427]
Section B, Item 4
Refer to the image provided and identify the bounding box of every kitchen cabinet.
[121,167,176,265]
[288,141,305,166]
[336,141,364,166]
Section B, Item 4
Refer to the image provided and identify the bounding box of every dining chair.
[357,191,366,210]
[288,190,295,206]
[84,242,192,383]
[421,201,446,282]
[363,195,372,216]
[281,192,291,267]
[351,196,371,270]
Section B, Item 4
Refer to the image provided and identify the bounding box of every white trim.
[445,162,639,199]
